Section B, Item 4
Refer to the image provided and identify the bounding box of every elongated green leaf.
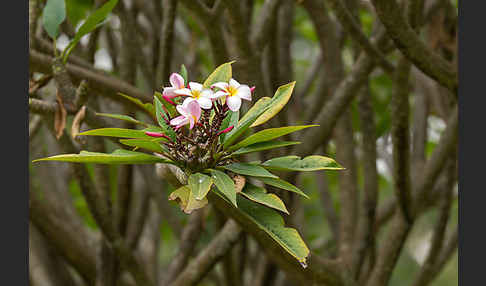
[79,128,152,139]
[223,97,272,148]
[240,184,289,214]
[188,173,214,200]
[257,177,309,199]
[262,155,344,171]
[62,0,119,62]
[232,141,301,156]
[203,61,234,88]
[228,125,317,152]
[119,138,167,154]
[118,93,155,117]
[209,169,237,207]
[180,64,188,83]
[169,186,208,214]
[66,0,91,27]
[222,163,278,178]
[219,110,239,143]
[33,149,173,165]
[154,91,177,117]
[154,97,177,141]
[96,113,148,127]
[214,194,309,266]
[252,81,296,127]
[42,0,66,39]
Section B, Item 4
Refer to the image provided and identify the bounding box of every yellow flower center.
[227,86,237,97]
[191,90,201,99]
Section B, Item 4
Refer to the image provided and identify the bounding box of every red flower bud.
[250,86,256,93]
[216,125,234,136]
[162,95,176,105]
[145,131,171,140]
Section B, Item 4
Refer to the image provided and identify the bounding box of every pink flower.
[211,79,251,111]
[170,98,202,129]
[162,73,186,99]
[174,82,217,109]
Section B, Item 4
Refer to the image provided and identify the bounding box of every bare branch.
[369,0,457,92]
[156,0,178,86]
[170,220,242,286]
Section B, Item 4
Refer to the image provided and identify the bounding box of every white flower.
[174,82,216,109]
[169,98,202,129]
[211,79,251,111]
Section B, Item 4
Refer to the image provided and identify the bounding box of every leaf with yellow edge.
[261,155,345,172]
[223,97,272,148]
[251,81,295,127]
[169,186,208,214]
[203,61,235,88]
[227,125,317,152]
[240,184,289,214]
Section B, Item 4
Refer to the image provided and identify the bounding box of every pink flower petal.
[211,90,229,99]
[187,100,201,120]
[226,95,242,111]
[176,104,189,117]
[170,73,185,89]
[250,86,256,93]
[170,115,188,126]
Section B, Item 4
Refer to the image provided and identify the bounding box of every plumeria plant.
[34,62,343,267]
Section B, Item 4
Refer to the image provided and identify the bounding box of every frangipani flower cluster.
[162,73,253,129]
[34,62,344,268]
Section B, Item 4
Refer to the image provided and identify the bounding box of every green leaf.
[180,64,188,84]
[228,125,317,152]
[219,110,239,143]
[251,81,296,127]
[209,169,237,207]
[240,184,289,214]
[33,149,173,165]
[232,195,309,266]
[62,0,119,62]
[119,138,167,154]
[223,97,273,148]
[42,0,66,39]
[232,141,301,156]
[117,93,155,117]
[154,97,177,141]
[78,128,152,139]
[203,61,235,88]
[188,173,214,200]
[169,186,208,214]
[154,91,177,117]
[66,0,92,27]
[256,177,309,199]
[222,162,278,178]
[96,113,148,127]
[262,155,344,172]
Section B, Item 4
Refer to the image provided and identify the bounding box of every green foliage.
[154,97,177,141]
[240,184,289,214]
[256,177,309,199]
[261,155,344,172]
[96,113,148,127]
[251,81,296,127]
[78,127,153,139]
[235,195,310,267]
[119,138,167,154]
[231,140,301,156]
[65,0,93,27]
[169,186,208,214]
[188,173,214,200]
[42,0,66,39]
[62,0,119,62]
[203,61,234,88]
[228,125,317,152]
[33,149,173,165]
[222,162,278,178]
[118,93,155,117]
[209,169,237,207]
